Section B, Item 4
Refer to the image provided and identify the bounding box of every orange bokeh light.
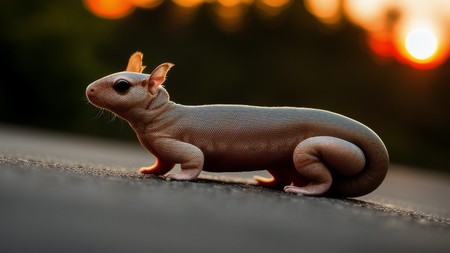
[304,0,341,25]
[172,0,205,8]
[84,0,135,19]
[130,0,164,9]
[261,0,291,8]
[82,0,450,69]
[343,0,388,32]
[213,2,248,32]
[255,0,291,18]
[318,0,449,69]
[367,34,395,59]
[218,0,241,7]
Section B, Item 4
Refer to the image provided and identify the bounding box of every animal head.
[86,52,174,118]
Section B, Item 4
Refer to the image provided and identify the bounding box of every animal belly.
[202,149,294,172]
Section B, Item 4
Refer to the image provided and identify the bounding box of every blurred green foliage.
[1,0,449,171]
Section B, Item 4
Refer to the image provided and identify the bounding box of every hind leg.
[284,136,365,196]
[139,158,175,175]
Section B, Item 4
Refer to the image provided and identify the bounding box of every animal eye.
[113,79,131,93]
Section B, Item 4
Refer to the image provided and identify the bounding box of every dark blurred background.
[1,0,449,172]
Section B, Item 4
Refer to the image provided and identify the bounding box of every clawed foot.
[165,173,188,180]
[164,171,200,181]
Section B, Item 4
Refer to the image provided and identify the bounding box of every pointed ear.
[126,52,146,73]
[147,63,174,95]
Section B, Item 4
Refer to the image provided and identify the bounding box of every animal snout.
[86,85,96,97]
[85,85,98,105]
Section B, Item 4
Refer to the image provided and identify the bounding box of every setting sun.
[309,0,450,69]
[405,28,438,61]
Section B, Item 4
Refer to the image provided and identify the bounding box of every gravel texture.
[1,155,449,253]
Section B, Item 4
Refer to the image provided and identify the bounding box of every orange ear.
[126,52,146,73]
[148,63,174,95]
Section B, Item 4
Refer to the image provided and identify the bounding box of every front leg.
[139,158,175,175]
[154,139,204,181]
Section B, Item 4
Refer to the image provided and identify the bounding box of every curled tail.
[285,116,389,198]
[327,129,389,197]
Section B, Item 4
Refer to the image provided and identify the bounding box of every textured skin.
[86,52,389,197]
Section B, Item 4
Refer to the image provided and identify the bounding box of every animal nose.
[86,87,95,95]
[86,86,96,99]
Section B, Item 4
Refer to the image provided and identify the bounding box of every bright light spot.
[172,0,204,8]
[305,0,341,25]
[405,28,438,61]
[343,0,387,30]
[218,0,241,7]
[256,0,291,18]
[83,0,135,19]
[81,0,450,68]
[213,3,246,32]
[262,0,291,8]
[130,0,164,9]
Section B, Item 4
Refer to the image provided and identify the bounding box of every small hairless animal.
[86,52,388,197]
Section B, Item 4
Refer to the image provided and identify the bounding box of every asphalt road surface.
[0,124,449,253]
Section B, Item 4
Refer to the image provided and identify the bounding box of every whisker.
[107,113,117,124]
[103,110,113,120]
[94,109,105,120]
[119,117,125,130]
